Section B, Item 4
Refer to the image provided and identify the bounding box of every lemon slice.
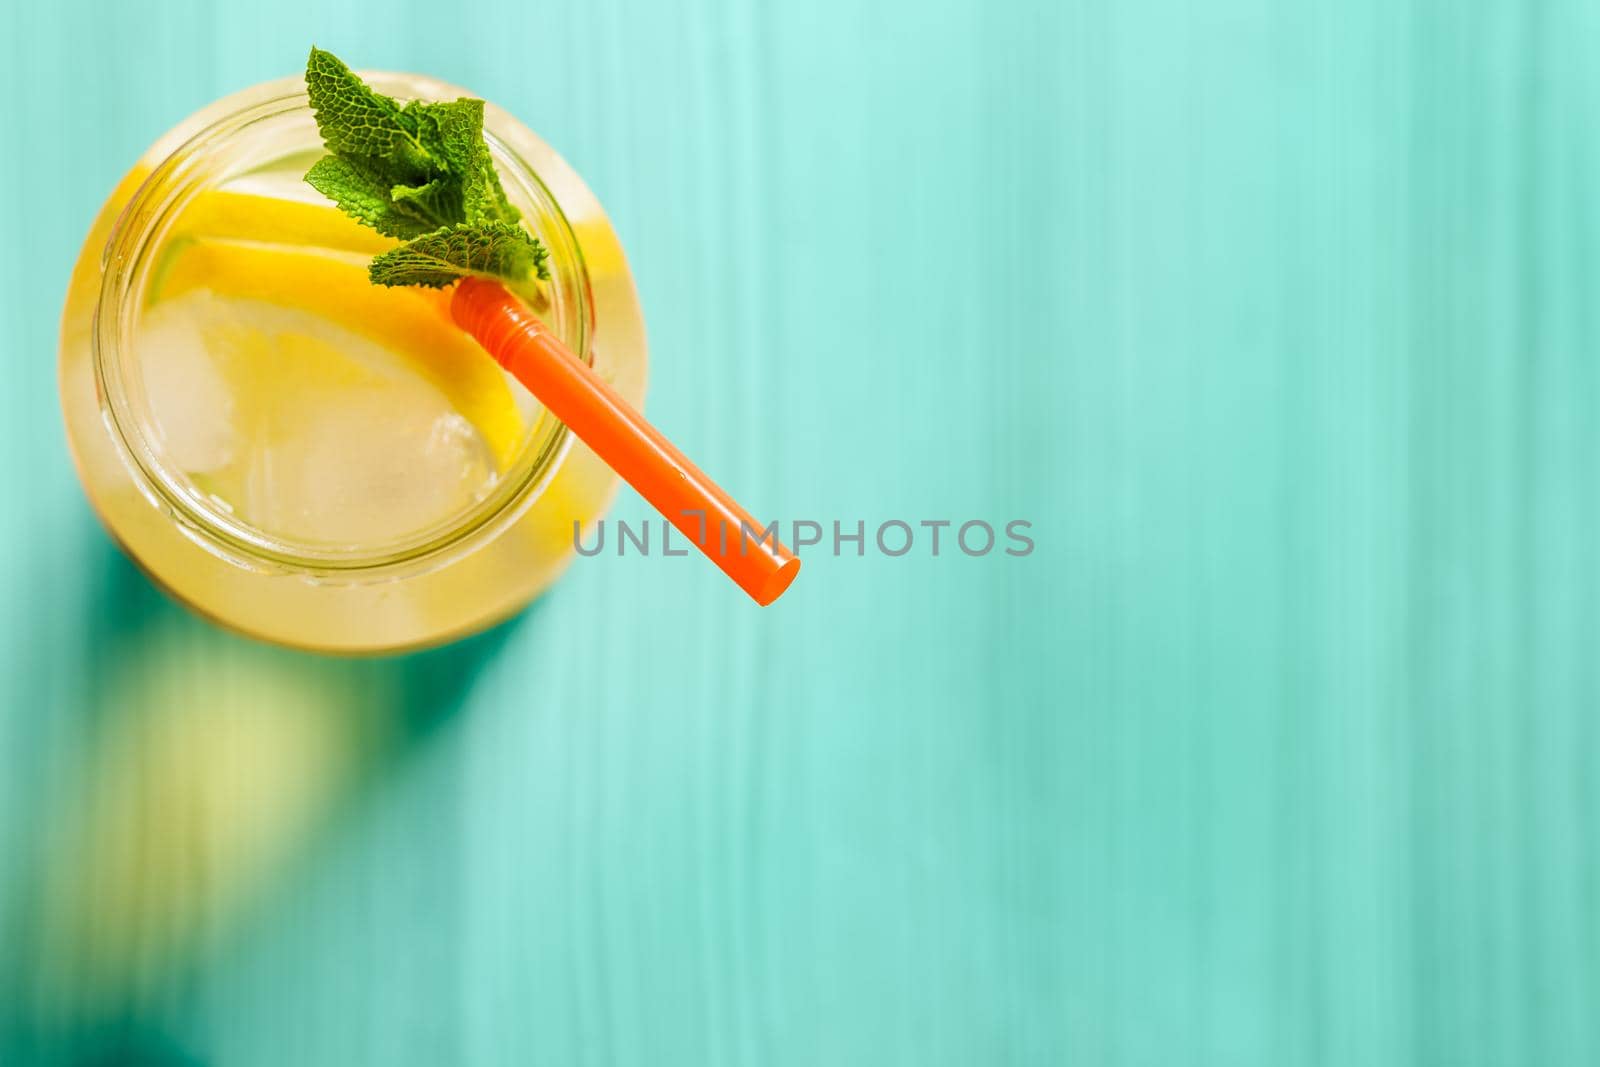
[153,239,526,469]
[168,189,397,256]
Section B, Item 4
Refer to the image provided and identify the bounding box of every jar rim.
[93,74,591,579]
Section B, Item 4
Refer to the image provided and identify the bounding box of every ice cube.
[137,294,238,475]
[232,328,495,545]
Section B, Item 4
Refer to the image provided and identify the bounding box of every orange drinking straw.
[452,277,801,606]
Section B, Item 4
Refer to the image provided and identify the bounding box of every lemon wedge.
[153,239,526,469]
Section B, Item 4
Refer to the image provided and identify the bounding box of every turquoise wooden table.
[5,1,1600,1064]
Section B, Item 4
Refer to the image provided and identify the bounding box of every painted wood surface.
[4,1,1600,1063]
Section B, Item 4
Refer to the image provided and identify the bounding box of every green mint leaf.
[389,178,465,231]
[305,156,440,239]
[305,48,431,181]
[368,222,551,290]
[463,141,522,226]
[302,48,547,295]
[408,100,480,174]
[408,99,521,226]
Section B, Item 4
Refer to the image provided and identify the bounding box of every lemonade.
[60,74,648,652]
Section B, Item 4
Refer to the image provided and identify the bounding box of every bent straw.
[451,277,801,606]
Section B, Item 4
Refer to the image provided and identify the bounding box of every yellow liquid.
[60,76,648,652]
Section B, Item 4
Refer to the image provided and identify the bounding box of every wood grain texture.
[4,1,1600,1064]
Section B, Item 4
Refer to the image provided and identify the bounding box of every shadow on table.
[1,541,536,1066]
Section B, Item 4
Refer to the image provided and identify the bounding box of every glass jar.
[59,73,647,653]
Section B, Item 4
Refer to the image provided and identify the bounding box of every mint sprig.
[302,47,549,294]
